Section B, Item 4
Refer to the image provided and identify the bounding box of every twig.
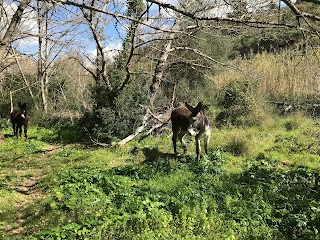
[83,127,110,147]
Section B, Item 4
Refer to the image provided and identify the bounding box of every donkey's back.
[171,107,192,132]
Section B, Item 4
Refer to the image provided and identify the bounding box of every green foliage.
[239,164,320,239]
[1,116,320,240]
[86,81,148,143]
[126,0,145,17]
[33,150,320,240]
[163,29,232,108]
[0,138,46,163]
[34,151,231,240]
[216,80,268,127]
[284,118,300,131]
[46,72,91,114]
[0,74,37,118]
[232,29,302,58]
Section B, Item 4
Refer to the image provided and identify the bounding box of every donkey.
[10,102,29,138]
[171,102,211,160]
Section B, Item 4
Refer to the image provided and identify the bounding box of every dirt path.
[1,144,61,238]
[5,176,42,235]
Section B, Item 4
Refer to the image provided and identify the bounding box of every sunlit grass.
[1,113,320,239]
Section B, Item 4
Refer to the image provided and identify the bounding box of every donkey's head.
[185,102,204,116]
[185,102,206,136]
[18,102,27,120]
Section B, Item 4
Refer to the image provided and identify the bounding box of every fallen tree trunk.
[117,108,172,146]
[117,113,150,146]
[268,101,320,116]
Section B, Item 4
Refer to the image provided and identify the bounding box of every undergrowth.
[34,153,320,240]
[0,115,319,240]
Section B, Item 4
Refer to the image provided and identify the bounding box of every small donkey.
[10,102,29,138]
[171,102,211,160]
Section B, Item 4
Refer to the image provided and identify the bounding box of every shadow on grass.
[142,147,182,163]
[0,146,63,164]
[40,125,90,145]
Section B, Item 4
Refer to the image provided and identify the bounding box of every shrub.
[284,118,300,131]
[225,134,250,156]
[82,81,148,143]
[216,80,268,127]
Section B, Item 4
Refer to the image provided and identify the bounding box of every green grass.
[0,115,320,239]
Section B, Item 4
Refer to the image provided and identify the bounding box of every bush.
[225,134,250,156]
[83,81,149,143]
[284,118,300,131]
[216,80,268,127]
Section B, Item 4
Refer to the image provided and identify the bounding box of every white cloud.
[84,41,123,67]
[206,4,233,18]
[144,0,178,19]
[104,42,123,61]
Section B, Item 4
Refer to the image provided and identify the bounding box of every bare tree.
[35,0,84,114]
[0,0,32,72]
[0,0,32,141]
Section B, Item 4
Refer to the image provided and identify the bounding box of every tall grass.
[214,49,320,100]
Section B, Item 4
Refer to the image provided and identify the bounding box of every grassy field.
[0,115,320,239]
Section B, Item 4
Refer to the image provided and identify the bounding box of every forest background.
[0,0,319,143]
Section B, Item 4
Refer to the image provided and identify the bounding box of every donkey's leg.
[204,128,211,155]
[15,125,19,138]
[172,130,179,154]
[178,131,187,153]
[195,132,204,160]
[204,135,210,155]
[18,125,22,138]
[23,124,28,138]
[12,123,16,137]
[195,137,201,160]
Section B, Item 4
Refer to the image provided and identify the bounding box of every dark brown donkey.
[10,102,29,138]
[171,102,211,160]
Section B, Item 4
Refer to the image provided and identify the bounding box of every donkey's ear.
[195,102,204,111]
[22,103,26,108]
[185,102,194,111]
[18,102,22,107]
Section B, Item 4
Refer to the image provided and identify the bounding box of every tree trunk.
[0,0,31,49]
[37,1,48,113]
[149,21,178,109]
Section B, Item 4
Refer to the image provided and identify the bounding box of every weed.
[284,118,300,131]
[225,134,250,156]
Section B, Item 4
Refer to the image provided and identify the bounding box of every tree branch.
[170,46,243,72]
[282,0,320,22]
